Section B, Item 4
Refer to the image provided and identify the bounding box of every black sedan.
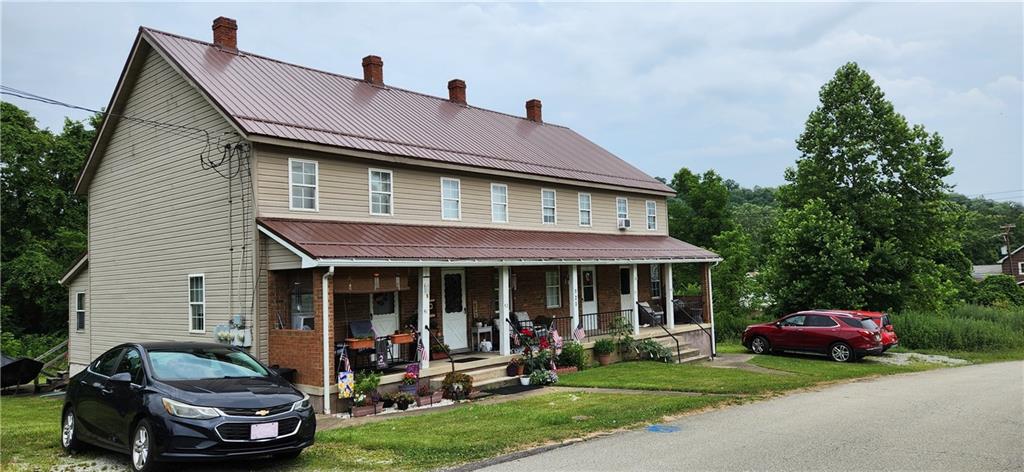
[61,342,315,472]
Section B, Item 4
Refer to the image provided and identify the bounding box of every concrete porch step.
[473,375,521,391]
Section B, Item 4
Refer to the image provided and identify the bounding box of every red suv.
[742,310,883,362]
[830,310,898,352]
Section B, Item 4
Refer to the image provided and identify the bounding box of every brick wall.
[267,269,329,387]
[597,265,622,314]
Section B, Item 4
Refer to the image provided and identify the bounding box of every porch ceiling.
[258,217,720,266]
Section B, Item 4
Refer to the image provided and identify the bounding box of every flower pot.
[519,377,530,386]
[432,352,449,360]
[417,395,431,407]
[597,354,611,366]
[397,401,411,411]
[390,333,413,344]
[516,365,525,376]
[431,390,444,403]
[351,404,377,417]
[399,384,418,395]
[346,338,374,350]
[555,366,578,375]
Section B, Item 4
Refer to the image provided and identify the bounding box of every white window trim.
[646,200,658,230]
[188,273,206,334]
[578,192,592,227]
[545,270,562,308]
[287,158,319,212]
[368,168,394,216]
[75,291,86,331]
[1018,261,1024,275]
[491,183,509,223]
[650,265,662,299]
[541,188,557,225]
[440,177,462,221]
[616,197,629,225]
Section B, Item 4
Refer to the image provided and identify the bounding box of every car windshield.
[148,347,270,381]
[860,319,879,331]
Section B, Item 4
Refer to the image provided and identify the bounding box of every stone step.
[473,375,521,391]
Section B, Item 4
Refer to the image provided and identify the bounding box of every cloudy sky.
[3,2,1022,201]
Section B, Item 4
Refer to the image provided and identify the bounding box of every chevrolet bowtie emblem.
[254,409,270,416]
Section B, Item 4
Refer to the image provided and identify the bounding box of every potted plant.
[431,343,450,360]
[381,392,397,408]
[395,392,416,410]
[441,372,473,400]
[506,358,524,377]
[556,341,586,374]
[528,369,558,386]
[346,336,374,350]
[351,394,377,417]
[350,371,382,416]
[593,339,615,366]
[416,383,433,407]
[398,371,418,394]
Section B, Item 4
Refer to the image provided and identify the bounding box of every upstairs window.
[542,189,557,224]
[491,184,508,223]
[188,274,205,333]
[441,178,461,220]
[578,193,592,226]
[545,270,561,308]
[75,292,86,331]
[288,159,318,211]
[646,200,658,230]
[616,197,629,225]
[650,265,662,299]
[369,169,393,215]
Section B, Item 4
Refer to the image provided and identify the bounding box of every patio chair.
[513,312,534,332]
[637,301,664,326]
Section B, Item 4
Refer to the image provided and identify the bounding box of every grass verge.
[1,395,67,471]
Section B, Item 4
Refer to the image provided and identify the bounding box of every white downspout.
[708,262,719,359]
[322,266,335,414]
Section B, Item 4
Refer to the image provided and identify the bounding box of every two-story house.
[61,17,720,413]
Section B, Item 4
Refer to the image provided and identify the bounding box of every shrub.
[634,338,673,362]
[972,276,1024,307]
[893,305,1024,352]
[0,331,66,358]
[528,369,558,385]
[714,310,773,342]
[557,341,588,370]
[592,339,616,356]
[441,372,473,399]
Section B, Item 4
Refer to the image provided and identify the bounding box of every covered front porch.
[258,218,720,413]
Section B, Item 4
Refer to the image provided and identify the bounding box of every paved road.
[478,361,1024,471]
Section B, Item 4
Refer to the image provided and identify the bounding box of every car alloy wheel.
[751,336,769,354]
[132,422,151,471]
[61,411,75,448]
[830,343,852,362]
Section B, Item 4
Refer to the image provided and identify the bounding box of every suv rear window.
[860,319,879,330]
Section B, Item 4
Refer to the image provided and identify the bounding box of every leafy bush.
[0,331,66,358]
[528,369,558,385]
[893,305,1024,351]
[634,339,673,362]
[714,310,773,342]
[972,276,1024,307]
[557,341,588,370]
[441,372,473,399]
[592,339,616,356]
[523,349,553,374]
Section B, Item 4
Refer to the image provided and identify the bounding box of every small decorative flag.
[337,354,353,399]
[573,323,586,342]
[417,335,427,361]
[551,328,563,355]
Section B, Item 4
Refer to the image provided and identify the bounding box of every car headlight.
[292,393,311,412]
[161,397,221,420]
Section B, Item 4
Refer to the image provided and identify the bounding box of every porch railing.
[673,298,716,359]
[546,309,633,338]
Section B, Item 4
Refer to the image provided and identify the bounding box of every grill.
[219,403,292,417]
[216,417,301,441]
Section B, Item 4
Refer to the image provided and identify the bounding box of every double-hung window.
[646,200,658,230]
[288,159,318,211]
[188,274,205,333]
[541,189,557,224]
[545,270,561,308]
[578,193,592,226]
[491,184,508,223]
[441,178,461,220]
[616,197,629,226]
[369,169,393,215]
[650,265,662,299]
[75,292,86,331]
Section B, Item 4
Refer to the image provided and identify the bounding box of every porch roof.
[258,217,720,267]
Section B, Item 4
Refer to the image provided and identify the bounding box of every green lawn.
[1,395,68,471]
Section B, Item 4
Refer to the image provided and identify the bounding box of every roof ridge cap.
[141,27,572,130]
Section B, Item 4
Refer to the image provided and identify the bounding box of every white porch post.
[664,263,675,329]
[418,267,431,370]
[499,266,511,356]
[630,264,639,335]
[569,265,580,334]
[707,263,717,357]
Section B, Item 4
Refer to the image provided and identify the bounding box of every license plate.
[250,422,279,440]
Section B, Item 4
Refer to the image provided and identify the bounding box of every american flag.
[417,335,426,361]
[572,323,586,342]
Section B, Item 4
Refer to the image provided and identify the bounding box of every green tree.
[710,229,766,339]
[1,102,95,334]
[667,168,733,290]
[765,199,868,315]
[774,63,970,312]
[972,275,1024,307]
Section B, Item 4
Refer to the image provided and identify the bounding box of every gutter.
[322,266,335,414]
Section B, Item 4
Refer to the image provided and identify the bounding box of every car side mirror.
[109,372,132,384]
[774,322,782,328]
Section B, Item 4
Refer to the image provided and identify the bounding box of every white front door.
[580,266,598,330]
[619,266,633,313]
[370,292,400,357]
[441,269,469,351]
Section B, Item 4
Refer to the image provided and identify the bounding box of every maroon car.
[742,311,883,362]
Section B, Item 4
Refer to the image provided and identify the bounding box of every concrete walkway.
[705,353,795,374]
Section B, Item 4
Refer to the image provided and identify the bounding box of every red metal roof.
[259,218,719,263]
[142,28,673,194]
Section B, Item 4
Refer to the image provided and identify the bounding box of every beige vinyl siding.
[86,47,258,360]
[67,270,90,374]
[256,148,670,235]
[267,237,302,270]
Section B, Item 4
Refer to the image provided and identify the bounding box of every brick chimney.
[362,55,383,86]
[526,99,542,123]
[212,17,237,50]
[448,79,467,105]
